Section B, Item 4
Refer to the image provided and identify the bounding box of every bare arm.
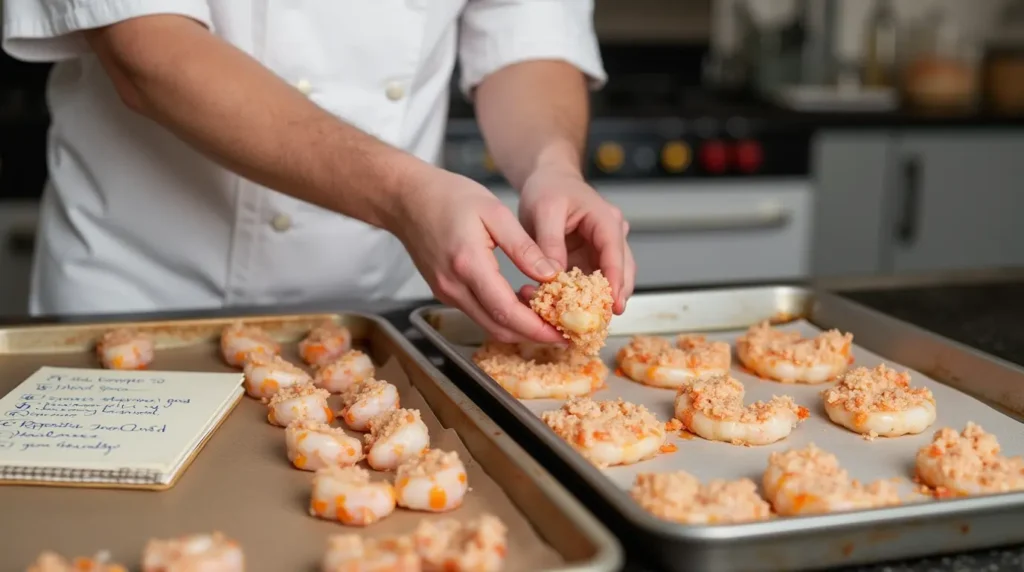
[84,14,431,229]
[473,60,590,190]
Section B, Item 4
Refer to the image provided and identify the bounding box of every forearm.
[473,60,590,190]
[85,15,429,229]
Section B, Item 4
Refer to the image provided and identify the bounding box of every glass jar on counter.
[899,7,981,112]
[984,0,1024,115]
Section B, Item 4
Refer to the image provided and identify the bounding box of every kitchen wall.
[712,0,1009,62]
[594,0,711,42]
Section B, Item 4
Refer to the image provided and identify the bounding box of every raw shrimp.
[220,322,280,367]
[395,449,469,513]
[529,267,614,356]
[915,422,1024,497]
[96,328,155,370]
[285,420,363,471]
[266,383,333,427]
[299,320,353,368]
[413,515,508,572]
[315,350,375,394]
[242,354,312,400]
[363,408,431,471]
[540,397,666,468]
[630,471,771,524]
[472,341,607,399]
[673,374,808,446]
[26,551,126,572]
[142,531,244,572]
[321,535,420,572]
[762,443,901,516]
[339,378,400,431]
[822,364,936,438]
[310,465,397,526]
[736,321,853,384]
[616,335,731,389]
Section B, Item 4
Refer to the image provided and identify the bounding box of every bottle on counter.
[862,0,898,89]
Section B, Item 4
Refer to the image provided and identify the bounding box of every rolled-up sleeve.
[3,0,212,62]
[457,0,607,98]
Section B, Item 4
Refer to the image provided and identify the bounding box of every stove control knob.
[661,140,691,173]
[735,140,764,174]
[699,140,729,174]
[596,142,625,173]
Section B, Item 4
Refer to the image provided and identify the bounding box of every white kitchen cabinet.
[810,131,894,277]
[886,132,1024,273]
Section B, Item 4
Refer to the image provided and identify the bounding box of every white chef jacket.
[1,0,605,316]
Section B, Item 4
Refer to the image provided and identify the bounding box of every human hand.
[516,166,636,314]
[391,168,568,344]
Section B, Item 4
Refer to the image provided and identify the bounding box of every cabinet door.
[888,132,1024,273]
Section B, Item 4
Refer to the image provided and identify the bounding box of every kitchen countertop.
[6,272,1024,572]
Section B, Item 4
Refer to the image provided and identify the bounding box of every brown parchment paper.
[0,343,562,571]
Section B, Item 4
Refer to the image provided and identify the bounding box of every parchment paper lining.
[455,320,1024,498]
[0,344,563,572]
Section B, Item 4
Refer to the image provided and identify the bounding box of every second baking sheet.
[455,319,1024,496]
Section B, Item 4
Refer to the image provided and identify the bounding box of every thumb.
[483,204,563,282]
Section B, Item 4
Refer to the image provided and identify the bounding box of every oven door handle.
[624,204,791,234]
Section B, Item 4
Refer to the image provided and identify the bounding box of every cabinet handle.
[895,157,921,245]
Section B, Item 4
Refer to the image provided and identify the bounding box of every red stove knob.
[735,140,764,174]
[699,141,729,174]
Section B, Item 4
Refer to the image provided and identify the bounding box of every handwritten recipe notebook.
[0,366,244,489]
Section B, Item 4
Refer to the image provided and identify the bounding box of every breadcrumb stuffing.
[616,335,731,370]
[245,354,307,374]
[918,423,1024,494]
[301,320,348,344]
[315,465,371,486]
[340,378,393,408]
[265,382,330,407]
[530,268,613,355]
[472,341,607,394]
[397,449,462,479]
[767,444,901,511]
[738,322,852,365]
[680,375,807,423]
[630,471,771,524]
[286,419,347,435]
[324,534,418,570]
[541,397,663,459]
[823,364,934,413]
[365,409,423,445]
[413,514,508,571]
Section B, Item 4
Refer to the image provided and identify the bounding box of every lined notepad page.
[0,366,244,485]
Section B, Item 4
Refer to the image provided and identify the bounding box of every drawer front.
[490,180,814,291]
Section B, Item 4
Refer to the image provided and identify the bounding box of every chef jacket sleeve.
[2,0,212,62]
[457,0,607,99]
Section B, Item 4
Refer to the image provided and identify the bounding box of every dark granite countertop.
[6,278,1024,572]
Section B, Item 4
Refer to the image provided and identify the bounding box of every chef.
[1,1,635,345]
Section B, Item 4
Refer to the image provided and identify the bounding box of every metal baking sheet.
[0,313,621,572]
[411,285,1024,571]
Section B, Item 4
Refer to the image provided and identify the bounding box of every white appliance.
[489,179,813,292]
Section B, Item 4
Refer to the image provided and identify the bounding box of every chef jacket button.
[296,79,313,96]
[385,81,406,101]
[271,214,292,232]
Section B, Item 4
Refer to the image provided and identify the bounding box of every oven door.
[490,179,814,291]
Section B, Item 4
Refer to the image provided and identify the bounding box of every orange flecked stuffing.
[529,268,613,356]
